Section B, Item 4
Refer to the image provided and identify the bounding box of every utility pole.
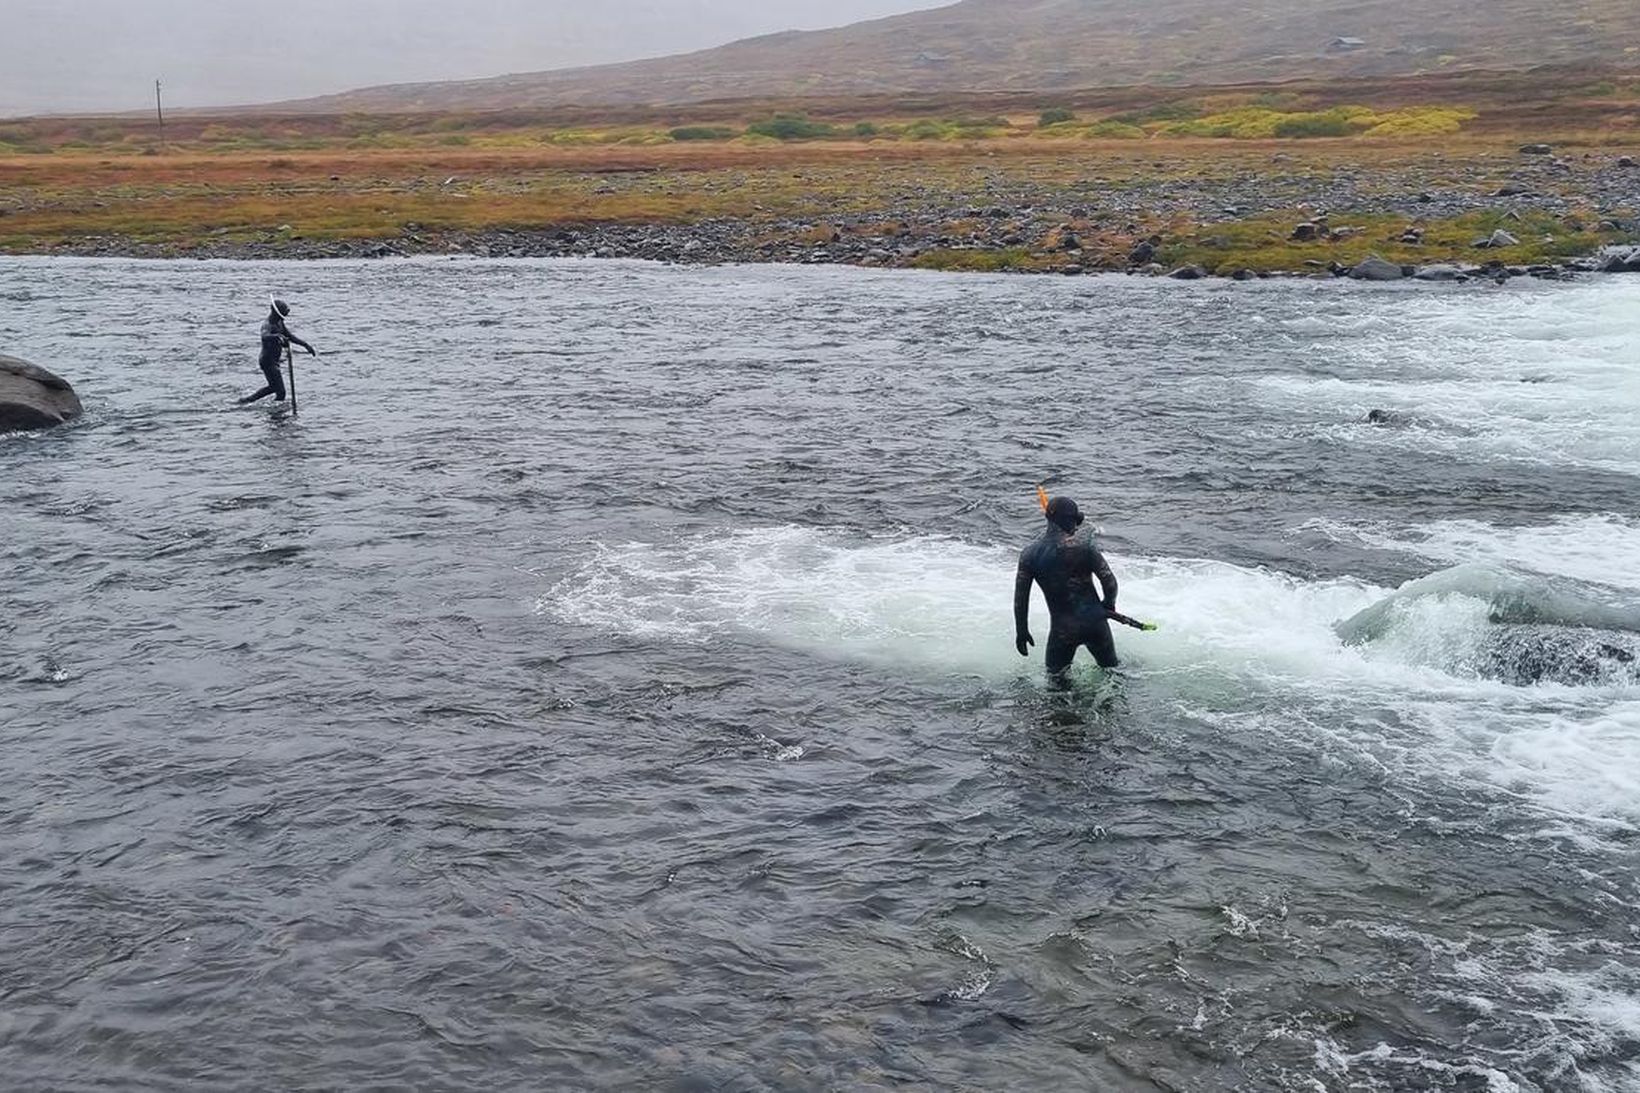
[154,79,165,147]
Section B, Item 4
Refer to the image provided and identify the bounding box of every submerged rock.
[0,354,83,434]
[1365,408,1414,427]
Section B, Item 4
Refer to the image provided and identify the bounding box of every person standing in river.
[1014,493,1122,677]
[238,298,316,404]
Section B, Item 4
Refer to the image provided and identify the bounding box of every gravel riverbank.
[20,146,1640,281]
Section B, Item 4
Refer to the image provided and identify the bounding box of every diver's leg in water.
[1086,617,1120,669]
[1045,636,1078,687]
[240,362,287,404]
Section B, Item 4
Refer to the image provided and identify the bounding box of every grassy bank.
[1,72,1634,269]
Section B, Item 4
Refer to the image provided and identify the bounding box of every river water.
[2,256,1638,1091]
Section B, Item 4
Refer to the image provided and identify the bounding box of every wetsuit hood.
[270,298,291,318]
[1046,496,1084,533]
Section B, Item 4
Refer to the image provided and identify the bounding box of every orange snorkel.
[1033,483,1158,631]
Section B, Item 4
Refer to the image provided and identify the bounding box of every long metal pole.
[285,342,297,416]
[155,80,165,146]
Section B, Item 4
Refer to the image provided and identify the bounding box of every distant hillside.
[270,0,1640,113]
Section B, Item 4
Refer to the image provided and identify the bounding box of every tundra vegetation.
[0,70,1634,272]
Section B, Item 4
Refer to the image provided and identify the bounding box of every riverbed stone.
[1168,265,1207,280]
[0,354,83,433]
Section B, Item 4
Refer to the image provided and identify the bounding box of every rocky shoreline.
[17,145,1639,282]
[35,225,1640,284]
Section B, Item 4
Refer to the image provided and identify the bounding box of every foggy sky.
[3,0,949,116]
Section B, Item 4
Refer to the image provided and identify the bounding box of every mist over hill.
[264,0,1640,113]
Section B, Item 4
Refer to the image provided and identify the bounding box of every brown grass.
[1,70,1634,259]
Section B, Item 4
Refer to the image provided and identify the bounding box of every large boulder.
[1349,255,1405,281]
[0,354,83,433]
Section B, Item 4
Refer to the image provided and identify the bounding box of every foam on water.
[1331,513,1640,592]
[1257,280,1640,475]
[545,523,1640,823]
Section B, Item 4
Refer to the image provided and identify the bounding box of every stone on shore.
[1518,144,1553,156]
[1473,229,1520,249]
[1597,246,1640,273]
[1349,255,1405,281]
[1167,265,1207,280]
[0,354,83,434]
[1413,264,1467,281]
[1290,222,1321,242]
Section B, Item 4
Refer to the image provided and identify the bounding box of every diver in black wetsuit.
[1014,496,1121,675]
[239,298,316,404]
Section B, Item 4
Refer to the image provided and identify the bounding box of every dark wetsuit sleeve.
[1014,555,1035,635]
[1092,549,1118,611]
[285,330,313,353]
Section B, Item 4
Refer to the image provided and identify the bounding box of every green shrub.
[1360,107,1477,136]
[904,119,948,140]
[853,121,879,137]
[1273,113,1355,138]
[1084,120,1146,139]
[746,114,836,140]
[912,247,1034,272]
[1110,100,1202,126]
[897,117,1009,141]
[669,126,738,141]
[1039,107,1077,126]
[1159,106,1370,139]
